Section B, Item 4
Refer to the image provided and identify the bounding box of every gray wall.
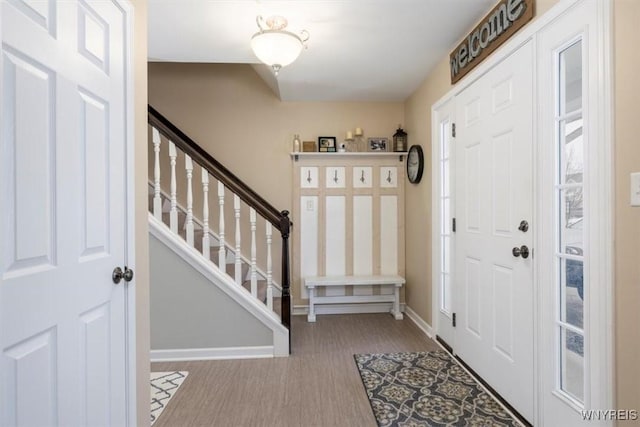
[150,234,271,349]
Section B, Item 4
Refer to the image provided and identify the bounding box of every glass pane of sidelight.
[442,236,450,274]
[559,188,584,252]
[560,258,584,329]
[560,117,584,182]
[442,273,451,313]
[442,121,450,158]
[559,41,582,115]
[442,159,450,196]
[560,327,585,401]
[442,198,450,235]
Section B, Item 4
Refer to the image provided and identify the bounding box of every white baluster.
[202,170,210,260]
[266,221,273,311]
[185,155,194,246]
[250,208,257,297]
[152,128,162,220]
[218,182,226,268]
[169,142,178,234]
[234,195,242,285]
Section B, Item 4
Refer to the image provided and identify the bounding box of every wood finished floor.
[151,313,440,427]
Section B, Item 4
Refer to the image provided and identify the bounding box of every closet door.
[453,41,534,421]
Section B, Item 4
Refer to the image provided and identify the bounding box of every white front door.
[453,41,534,421]
[1,1,133,426]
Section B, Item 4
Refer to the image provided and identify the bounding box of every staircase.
[147,105,291,356]
[148,187,283,308]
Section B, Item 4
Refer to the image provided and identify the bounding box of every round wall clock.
[406,144,424,184]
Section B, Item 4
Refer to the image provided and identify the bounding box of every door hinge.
[451,123,456,138]
[452,313,457,327]
[452,218,456,233]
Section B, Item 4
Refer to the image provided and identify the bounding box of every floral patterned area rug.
[354,351,522,427]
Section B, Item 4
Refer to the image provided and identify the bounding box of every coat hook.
[386,170,392,183]
[360,170,365,183]
[333,170,338,183]
[307,170,312,183]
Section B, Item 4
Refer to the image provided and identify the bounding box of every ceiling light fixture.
[250,15,309,76]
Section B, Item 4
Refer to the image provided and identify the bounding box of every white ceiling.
[148,0,495,102]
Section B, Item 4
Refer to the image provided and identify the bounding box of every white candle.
[355,127,363,136]
[346,131,353,140]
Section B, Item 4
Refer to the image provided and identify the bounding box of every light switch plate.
[631,172,640,207]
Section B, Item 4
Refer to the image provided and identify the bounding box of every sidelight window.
[555,39,585,404]
[440,119,452,314]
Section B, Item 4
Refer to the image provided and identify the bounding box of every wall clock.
[406,144,424,184]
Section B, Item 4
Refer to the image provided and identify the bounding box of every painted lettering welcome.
[450,0,533,84]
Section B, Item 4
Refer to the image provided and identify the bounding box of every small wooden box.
[302,141,316,152]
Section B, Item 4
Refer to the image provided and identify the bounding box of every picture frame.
[367,137,389,152]
[302,141,316,152]
[318,136,337,152]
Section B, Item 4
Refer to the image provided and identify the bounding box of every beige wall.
[147,63,404,213]
[132,0,150,426]
[404,0,640,415]
[613,0,640,416]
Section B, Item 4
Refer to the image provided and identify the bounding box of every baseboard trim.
[293,303,406,317]
[150,346,274,362]
[292,305,307,316]
[404,305,434,339]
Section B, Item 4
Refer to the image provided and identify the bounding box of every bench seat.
[304,275,405,322]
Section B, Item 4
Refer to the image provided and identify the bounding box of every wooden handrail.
[148,105,285,232]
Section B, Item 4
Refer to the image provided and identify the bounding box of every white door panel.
[1,1,131,425]
[454,41,534,422]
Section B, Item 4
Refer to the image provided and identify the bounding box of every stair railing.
[148,105,291,336]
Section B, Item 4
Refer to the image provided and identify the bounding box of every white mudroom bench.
[304,275,405,322]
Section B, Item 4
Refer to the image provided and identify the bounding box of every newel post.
[279,210,291,347]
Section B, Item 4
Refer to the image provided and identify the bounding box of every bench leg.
[392,284,403,320]
[307,287,316,322]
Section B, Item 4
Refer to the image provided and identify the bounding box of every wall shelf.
[291,152,405,161]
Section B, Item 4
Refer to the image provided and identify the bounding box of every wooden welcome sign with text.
[450,0,534,84]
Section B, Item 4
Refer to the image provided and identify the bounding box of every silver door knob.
[112,266,134,284]
[512,245,530,259]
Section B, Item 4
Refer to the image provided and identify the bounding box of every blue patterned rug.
[354,351,521,426]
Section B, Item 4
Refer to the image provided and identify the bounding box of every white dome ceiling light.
[250,15,309,76]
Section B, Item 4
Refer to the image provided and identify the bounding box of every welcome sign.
[450,0,534,84]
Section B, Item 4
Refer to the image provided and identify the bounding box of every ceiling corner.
[251,64,282,100]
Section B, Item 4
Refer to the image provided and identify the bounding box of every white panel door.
[0,1,131,426]
[454,41,534,421]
